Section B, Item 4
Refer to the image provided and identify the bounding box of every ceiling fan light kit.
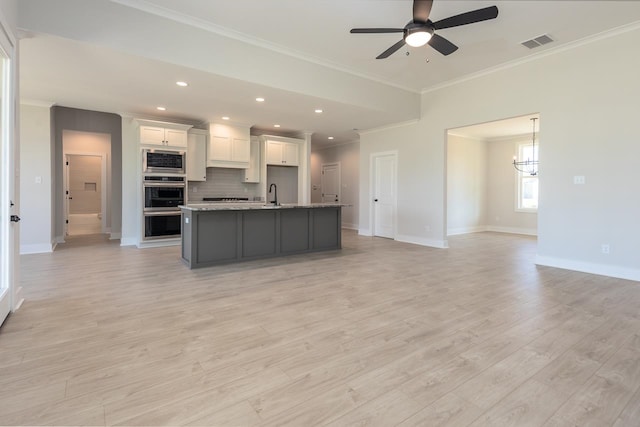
[350,0,498,59]
[405,24,433,47]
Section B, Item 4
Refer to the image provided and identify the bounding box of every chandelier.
[513,117,539,176]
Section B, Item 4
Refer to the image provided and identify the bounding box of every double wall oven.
[142,149,186,240]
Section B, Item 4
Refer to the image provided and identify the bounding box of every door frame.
[0,9,18,324]
[369,151,398,239]
[321,161,341,203]
[63,152,108,237]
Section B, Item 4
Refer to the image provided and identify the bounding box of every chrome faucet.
[269,183,279,205]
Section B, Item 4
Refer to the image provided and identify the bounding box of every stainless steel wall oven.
[143,175,185,240]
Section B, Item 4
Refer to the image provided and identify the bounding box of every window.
[516,143,538,211]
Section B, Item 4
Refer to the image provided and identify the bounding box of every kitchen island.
[180,203,343,268]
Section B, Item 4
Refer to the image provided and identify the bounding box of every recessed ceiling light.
[256,97,265,102]
[273,124,281,128]
[328,136,334,140]
[315,109,323,114]
[156,106,166,111]
[222,116,230,120]
[176,81,188,87]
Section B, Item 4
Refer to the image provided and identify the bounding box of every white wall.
[446,134,487,235]
[360,26,640,281]
[120,116,139,246]
[19,104,53,253]
[311,141,359,229]
[486,136,537,235]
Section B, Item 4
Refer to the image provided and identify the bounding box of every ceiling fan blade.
[376,39,406,59]
[413,0,433,22]
[428,33,458,56]
[433,5,499,30]
[350,28,404,34]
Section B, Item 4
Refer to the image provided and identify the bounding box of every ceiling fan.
[350,0,499,59]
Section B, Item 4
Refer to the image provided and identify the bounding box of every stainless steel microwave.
[142,149,186,174]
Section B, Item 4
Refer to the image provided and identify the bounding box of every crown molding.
[422,20,640,95]
[20,99,55,108]
[358,119,419,136]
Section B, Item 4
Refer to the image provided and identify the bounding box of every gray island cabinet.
[180,204,342,268]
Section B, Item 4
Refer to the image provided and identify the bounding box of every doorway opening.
[62,130,111,239]
[446,114,540,239]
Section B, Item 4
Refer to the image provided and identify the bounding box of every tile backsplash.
[187,167,262,201]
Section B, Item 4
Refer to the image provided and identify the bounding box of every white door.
[321,163,340,203]
[373,153,396,239]
[0,33,16,326]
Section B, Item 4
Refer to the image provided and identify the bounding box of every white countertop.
[180,202,348,211]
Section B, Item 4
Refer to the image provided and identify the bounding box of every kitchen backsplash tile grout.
[187,168,262,202]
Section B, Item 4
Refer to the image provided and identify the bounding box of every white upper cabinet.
[207,123,250,169]
[243,137,260,183]
[266,140,299,166]
[137,120,191,148]
[187,130,207,182]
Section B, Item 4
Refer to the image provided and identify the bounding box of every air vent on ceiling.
[521,34,554,49]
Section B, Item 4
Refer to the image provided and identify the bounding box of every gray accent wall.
[51,106,122,240]
[310,141,359,230]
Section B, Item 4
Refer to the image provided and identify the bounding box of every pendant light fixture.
[513,117,539,176]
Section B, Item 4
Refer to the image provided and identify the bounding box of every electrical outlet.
[192,186,197,193]
[601,244,610,254]
[425,225,431,232]
[574,176,586,185]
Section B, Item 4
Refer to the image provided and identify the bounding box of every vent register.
[521,34,554,49]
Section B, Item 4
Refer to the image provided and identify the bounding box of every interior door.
[0,40,14,326]
[373,154,396,239]
[321,163,340,203]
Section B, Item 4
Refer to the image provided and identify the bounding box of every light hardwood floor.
[1,231,639,426]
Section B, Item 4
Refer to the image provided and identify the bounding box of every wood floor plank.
[466,379,568,427]
[1,231,639,426]
[397,392,483,427]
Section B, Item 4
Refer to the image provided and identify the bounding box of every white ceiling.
[17,0,640,147]
[448,113,540,140]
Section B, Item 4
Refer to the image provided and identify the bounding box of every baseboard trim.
[137,239,181,249]
[20,243,54,254]
[486,226,537,236]
[55,235,65,244]
[447,226,487,236]
[120,237,137,247]
[358,228,372,237]
[342,223,358,231]
[109,232,122,240]
[536,255,640,283]
[395,234,448,249]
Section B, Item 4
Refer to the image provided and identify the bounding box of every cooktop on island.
[202,197,249,202]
